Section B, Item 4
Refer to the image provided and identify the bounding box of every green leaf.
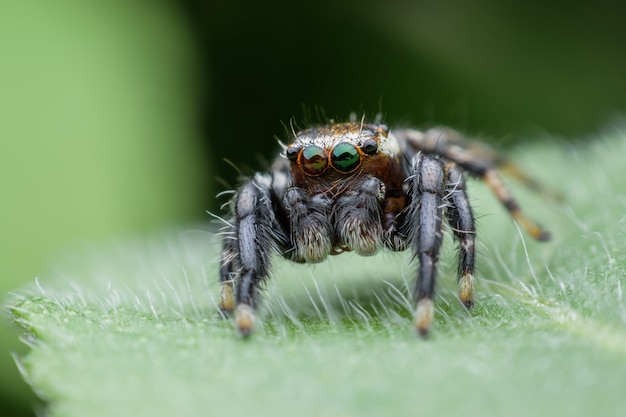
[7,130,626,417]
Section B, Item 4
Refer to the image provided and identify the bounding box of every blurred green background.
[1,0,625,415]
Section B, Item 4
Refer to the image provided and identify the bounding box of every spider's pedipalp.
[334,175,384,256]
[284,187,333,263]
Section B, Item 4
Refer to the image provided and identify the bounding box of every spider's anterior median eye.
[331,142,361,173]
[300,145,328,175]
[361,139,378,155]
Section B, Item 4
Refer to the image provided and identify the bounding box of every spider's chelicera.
[219,120,550,337]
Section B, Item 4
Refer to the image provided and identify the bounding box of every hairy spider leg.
[481,170,551,240]
[226,175,284,336]
[397,128,551,241]
[445,163,476,309]
[407,154,447,337]
[497,161,563,202]
[219,236,237,314]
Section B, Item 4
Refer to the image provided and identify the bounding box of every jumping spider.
[219,118,550,337]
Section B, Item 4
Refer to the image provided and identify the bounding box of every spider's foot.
[513,212,551,242]
[414,298,434,338]
[219,283,235,316]
[535,228,552,242]
[459,272,475,309]
[235,304,256,338]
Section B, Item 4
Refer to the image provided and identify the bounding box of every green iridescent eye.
[331,142,361,173]
[300,145,328,175]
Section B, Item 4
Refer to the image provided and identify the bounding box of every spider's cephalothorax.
[219,121,551,337]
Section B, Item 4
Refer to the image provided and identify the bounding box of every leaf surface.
[8,131,626,417]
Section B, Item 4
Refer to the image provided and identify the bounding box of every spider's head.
[284,122,401,188]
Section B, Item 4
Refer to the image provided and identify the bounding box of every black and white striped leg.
[407,154,446,337]
[445,163,476,309]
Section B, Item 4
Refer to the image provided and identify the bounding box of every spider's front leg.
[219,174,287,337]
[406,154,447,337]
[405,157,478,336]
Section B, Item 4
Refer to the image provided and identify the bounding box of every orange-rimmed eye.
[331,142,361,173]
[300,145,328,175]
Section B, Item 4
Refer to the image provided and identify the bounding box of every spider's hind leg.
[397,127,551,241]
[482,170,551,241]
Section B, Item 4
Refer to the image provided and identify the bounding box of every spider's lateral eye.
[331,142,360,173]
[286,146,300,162]
[361,139,378,155]
[300,145,328,175]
